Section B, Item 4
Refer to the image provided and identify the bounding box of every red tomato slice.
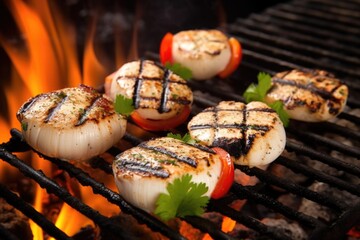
[218,37,242,79]
[160,32,174,65]
[130,105,191,131]
[211,147,234,199]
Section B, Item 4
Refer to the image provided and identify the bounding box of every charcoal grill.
[1,0,360,239]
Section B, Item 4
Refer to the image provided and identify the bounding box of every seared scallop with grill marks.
[171,29,232,80]
[17,84,127,162]
[108,60,193,131]
[112,137,225,213]
[188,101,286,167]
[265,69,348,122]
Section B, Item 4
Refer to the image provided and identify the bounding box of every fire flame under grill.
[1,0,360,239]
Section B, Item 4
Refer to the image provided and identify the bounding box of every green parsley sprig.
[243,72,290,127]
[165,62,193,80]
[167,132,196,145]
[154,174,209,221]
[113,94,135,117]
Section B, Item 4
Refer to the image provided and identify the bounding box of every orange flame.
[0,0,129,239]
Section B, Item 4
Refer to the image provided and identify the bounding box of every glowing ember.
[202,169,251,240]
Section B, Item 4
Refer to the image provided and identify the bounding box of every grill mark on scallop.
[17,94,42,116]
[75,95,102,126]
[189,105,272,158]
[202,39,225,56]
[44,93,68,123]
[117,159,170,178]
[138,142,198,167]
[191,143,216,154]
[272,77,343,103]
[159,69,171,113]
[240,104,248,156]
[202,107,275,114]
[133,60,145,109]
[213,103,220,148]
[189,123,271,131]
[115,62,190,109]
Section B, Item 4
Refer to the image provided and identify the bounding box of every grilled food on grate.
[107,60,193,131]
[187,101,286,167]
[112,137,233,213]
[16,84,127,162]
[160,29,241,80]
[265,69,348,122]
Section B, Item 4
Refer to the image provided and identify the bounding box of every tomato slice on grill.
[130,105,191,131]
[160,32,174,65]
[211,147,234,199]
[218,37,242,79]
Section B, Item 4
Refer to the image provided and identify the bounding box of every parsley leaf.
[243,72,290,127]
[113,94,135,117]
[167,132,196,145]
[21,122,28,131]
[257,72,272,97]
[154,174,209,221]
[243,72,271,103]
[165,62,193,80]
[268,101,290,127]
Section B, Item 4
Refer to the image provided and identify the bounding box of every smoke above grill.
[1,0,360,240]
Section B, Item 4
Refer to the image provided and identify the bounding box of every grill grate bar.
[0,182,71,240]
[232,18,360,66]
[303,0,360,11]
[309,200,360,240]
[231,22,360,68]
[287,126,360,158]
[245,14,360,58]
[229,183,322,227]
[189,81,244,103]
[277,2,360,29]
[277,156,360,197]
[237,165,346,211]
[306,121,360,141]
[88,156,113,174]
[0,148,133,239]
[265,7,360,37]
[286,140,360,176]
[292,0,360,20]
[44,154,186,240]
[228,29,360,82]
[339,112,360,125]
[210,201,293,240]
[183,216,237,240]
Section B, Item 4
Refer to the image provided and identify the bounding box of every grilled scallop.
[265,69,348,122]
[188,101,286,167]
[172,29,231,80]
[112,137,222,213]
[17,85,127,162]
[109,60,193,121]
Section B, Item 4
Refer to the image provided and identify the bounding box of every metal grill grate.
[1,0,360,239]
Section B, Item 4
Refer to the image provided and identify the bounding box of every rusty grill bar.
[1,0,360,239]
